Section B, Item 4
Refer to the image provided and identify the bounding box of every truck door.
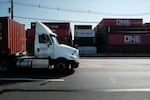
[35,34,53,58]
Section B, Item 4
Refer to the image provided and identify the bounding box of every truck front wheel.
[54,59,69,72]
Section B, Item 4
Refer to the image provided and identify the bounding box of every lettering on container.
[51,29,56,33]
[51,25,59,29]
[116,20,130,26]
[124,35,141,44]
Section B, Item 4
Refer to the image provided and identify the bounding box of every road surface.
[1,57,150,100]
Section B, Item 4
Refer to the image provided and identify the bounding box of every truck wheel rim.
[56,62,66,71]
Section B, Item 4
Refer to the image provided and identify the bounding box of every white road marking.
[51,88,150,92]
[0,78,64,82]
[46,79,64,82]
[99,88,150,92]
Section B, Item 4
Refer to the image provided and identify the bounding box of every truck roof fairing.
[35,21,57,36]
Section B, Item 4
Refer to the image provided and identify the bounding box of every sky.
[0,0,150,31]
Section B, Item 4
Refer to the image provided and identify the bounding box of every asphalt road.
[1,57,150,100]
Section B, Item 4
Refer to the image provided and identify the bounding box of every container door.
[35,34,53,58]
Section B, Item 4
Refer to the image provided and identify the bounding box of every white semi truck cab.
[0,21,79,72]
[34,21,79,71]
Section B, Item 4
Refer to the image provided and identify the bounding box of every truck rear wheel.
[54,59,69,73]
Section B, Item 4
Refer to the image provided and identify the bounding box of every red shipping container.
[26,29,35,55]
[74,25,92,29]
[144,23,150,27]
[98,18,143,28]
[26,29,35,44]
[31,22,72,36]
[108,34,150,46]
[44,23,72,43]
[45,23,70,29]
[107,26,150,33]
[0,17,26,55]
[31,22,72,45]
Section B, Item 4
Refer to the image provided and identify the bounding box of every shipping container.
[97,46,150,53]
[78,46,96,55]
[30,22,72,45]
[31,22,70,30]
[96,33,150,54]
[107,26,150,34]
[74,25,92,29]
[95,22,147,37]
[144,23,150,27]
[95,24,150,47]
[57,36,72,45]
[0,17,26,55]
[74,37,96,46]
[98,18,143,28]
[108,34,150,46]
[74,29,95,37]
[95,27,108,47]
[31,22,71,36]
[95,18,150,54]
[26,29,35,55]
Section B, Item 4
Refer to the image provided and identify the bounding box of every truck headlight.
[72,50,79,57]
[72,50,76,55]
[70,50,79,61]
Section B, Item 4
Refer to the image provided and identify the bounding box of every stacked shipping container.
[95,18,150,54]
[26,29,35,55]
[39,22,72,46]
[0,17,26,55]
[30,22,72,44]
[74,25,96,55]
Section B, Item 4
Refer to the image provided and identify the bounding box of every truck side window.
[39,34,52,45]
[39,34,47,43]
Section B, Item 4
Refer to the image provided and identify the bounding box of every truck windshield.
[51,35,59,44]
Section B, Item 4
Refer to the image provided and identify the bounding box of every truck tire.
[0,60,10,72]
[54,59,69,73]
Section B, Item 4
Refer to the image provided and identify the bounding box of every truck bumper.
[70,60,79,68]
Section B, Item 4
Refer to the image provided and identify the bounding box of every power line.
[13,1,150,16]
[14,16,98,23]
[14,2,87,13]
[0,1,9,5]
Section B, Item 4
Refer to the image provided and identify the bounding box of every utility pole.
[10,0,14,19]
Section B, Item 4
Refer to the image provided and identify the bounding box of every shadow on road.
[0,69,75,86]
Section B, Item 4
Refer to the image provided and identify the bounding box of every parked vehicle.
[0,17,79,72]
